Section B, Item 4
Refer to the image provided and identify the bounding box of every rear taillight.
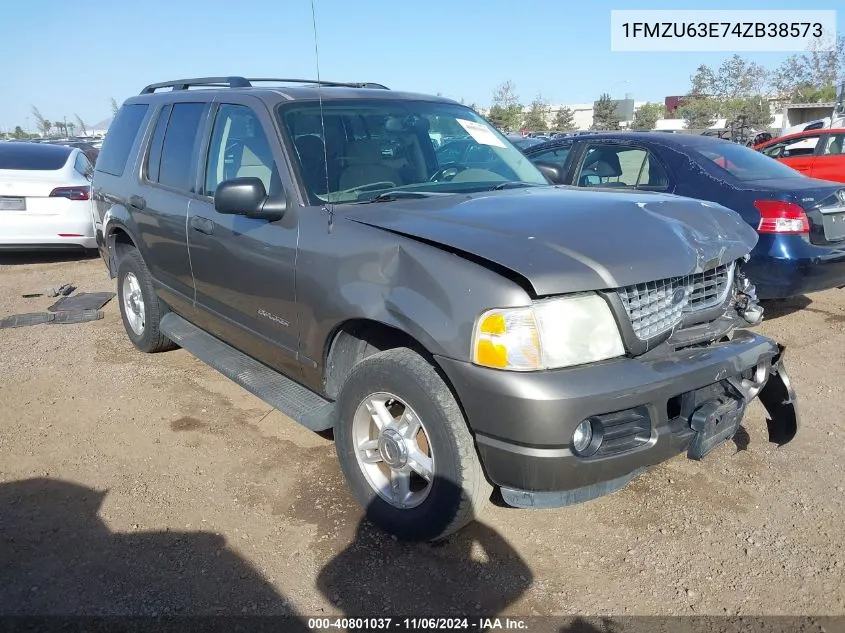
[49,186,90,201]
[754,200,809,234]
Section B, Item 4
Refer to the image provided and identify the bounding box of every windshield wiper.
[355,190,442,204]
[490,181,544,191]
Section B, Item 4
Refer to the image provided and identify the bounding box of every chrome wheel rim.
[122,272,145,336]
[352,392,435,509]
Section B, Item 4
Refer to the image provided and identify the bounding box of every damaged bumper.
[435,330,798,509]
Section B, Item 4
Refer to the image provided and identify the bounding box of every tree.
[772,35,845,101]
[522,94,550,131]
[110,97,120,115]
[722,97,772,127]
[75,114,87,136]
[591,93,620,130]
[11,126,28,139]
[552,106,576,131]
[689,54,768,99]
[689,64,717,97]
[31,106,50,137]
[54,121,66,137]
[678,98,718,129]
[631,102,664,130]
[487,80,523,131]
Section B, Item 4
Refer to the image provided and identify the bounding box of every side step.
[160,313,335,432]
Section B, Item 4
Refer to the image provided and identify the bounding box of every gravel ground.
[0,252,843,620]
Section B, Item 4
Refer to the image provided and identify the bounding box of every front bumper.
[435,330,798,508]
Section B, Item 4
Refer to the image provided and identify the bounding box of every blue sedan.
[521,132,845,299]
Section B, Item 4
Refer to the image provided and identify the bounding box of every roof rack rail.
[139,76,389,94]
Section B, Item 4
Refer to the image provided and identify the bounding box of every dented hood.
[345,187,758,297]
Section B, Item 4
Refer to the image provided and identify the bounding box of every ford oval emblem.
[672,287,687,306]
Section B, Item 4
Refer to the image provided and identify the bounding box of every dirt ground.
[1,252,843,620]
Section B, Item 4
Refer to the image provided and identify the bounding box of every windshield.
[278,100,548,204]
[695,141,807,182]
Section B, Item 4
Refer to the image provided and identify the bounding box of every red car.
[754,128,845,183]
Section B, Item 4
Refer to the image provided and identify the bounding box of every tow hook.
[758,345,799,446]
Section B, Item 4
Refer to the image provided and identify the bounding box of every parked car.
[0,141,96,251]
[505,134,545,150]
[93,76,797,541]
[753,128,845,184]
[522,132,845,300]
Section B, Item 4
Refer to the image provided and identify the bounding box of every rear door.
[186,96,301,376]
[135,100,210,313]
[808,132,845,183]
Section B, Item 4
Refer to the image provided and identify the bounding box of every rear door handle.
[128,195,146,210]
[190,215,214,235]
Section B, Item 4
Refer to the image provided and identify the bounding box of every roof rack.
[139,76,389,94]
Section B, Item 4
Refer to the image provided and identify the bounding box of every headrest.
[295,134,325,160]
[583,150,622,177]
[345,139,382,163]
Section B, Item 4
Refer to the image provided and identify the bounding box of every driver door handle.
[190,215,214,235]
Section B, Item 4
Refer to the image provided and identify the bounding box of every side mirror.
[214,177,286,221]
[533,160,565,185]
[581,174,602,186]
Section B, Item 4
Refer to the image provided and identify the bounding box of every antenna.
[310,0,334,231]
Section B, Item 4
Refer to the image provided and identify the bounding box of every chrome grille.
[618,263,734,340]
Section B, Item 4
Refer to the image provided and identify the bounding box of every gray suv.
[93,76,798,540]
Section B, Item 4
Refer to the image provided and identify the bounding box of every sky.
[0,0,842,132]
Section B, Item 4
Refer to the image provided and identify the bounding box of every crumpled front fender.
[758,344,799,446]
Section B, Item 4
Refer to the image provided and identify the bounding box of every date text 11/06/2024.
[308,617,528,630]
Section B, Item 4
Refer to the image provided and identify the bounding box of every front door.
[187,98,301,376]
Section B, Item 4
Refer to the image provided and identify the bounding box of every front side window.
[575,144,668,190]
[761,135,821,158]
[278,100,547,204]
[204,104,280,197]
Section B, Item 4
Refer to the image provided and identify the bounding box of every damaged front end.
[680,259,799,459]
[684,342,799,460]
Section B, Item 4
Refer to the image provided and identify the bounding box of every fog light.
[572,420,593,454]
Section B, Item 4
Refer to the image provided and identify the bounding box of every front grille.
[618,263,734,340]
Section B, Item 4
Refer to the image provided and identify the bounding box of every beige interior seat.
[236,142,273,192]
[338,139,402,191]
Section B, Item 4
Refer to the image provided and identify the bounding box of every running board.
[160,313,335,432]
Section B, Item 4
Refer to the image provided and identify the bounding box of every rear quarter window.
[95,104,149,177]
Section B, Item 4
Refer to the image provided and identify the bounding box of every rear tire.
[116,247,177,353]
[334,347,491,541]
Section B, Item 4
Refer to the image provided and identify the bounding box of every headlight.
[471,293,625,370]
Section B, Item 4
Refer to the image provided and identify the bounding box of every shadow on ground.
[0,478,300,620]
[760,296,812,321]
[0,250,99,266]
[1,476,534,626]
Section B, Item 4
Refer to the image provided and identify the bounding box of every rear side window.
[154,103,206,192]
[96,104,149,177]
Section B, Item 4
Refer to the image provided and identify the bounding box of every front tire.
[334,347,491,541]
[116,247,177,353]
